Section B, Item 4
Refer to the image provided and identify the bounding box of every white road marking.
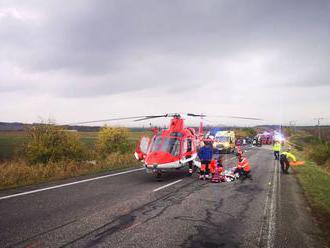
[0,168,145,201]
[258,153,278,248]
[153,179,183,192]
[267,159,278,248]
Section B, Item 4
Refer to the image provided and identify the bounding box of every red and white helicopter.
[134,113,204,178]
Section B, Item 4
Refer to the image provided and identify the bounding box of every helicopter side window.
[139,137,150,154]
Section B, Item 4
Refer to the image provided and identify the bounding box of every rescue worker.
[280,148,296,174]
[186,139,193,176]
[234,151,252,179]
[211,156,224,183]
[272,140,281,160]
[198,141,213,180]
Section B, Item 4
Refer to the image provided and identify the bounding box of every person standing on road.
[280,148,296,174]
[198,141,213,180]
[273,140,281,160]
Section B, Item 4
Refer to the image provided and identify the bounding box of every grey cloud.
[0,0,330,99]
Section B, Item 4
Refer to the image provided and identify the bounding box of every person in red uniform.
[234,152,252,179]
[211,156,224,183]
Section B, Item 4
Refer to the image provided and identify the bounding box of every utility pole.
[289,120,297,133]
[314,117,324,140]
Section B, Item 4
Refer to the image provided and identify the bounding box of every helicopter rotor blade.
[68,116,153,125]
[209,115,263,121]
[133,115,168,122]
[186,113,206,118]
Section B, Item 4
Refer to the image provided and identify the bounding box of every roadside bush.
[242,128,257,137]
[304,142,330,166]
[25,124,86,164]
[97,126,131,157]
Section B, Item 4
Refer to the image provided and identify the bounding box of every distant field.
[0,130,152,161]
[300,126,330,142]
[0,132,29,160]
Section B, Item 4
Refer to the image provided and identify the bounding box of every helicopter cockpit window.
[162,138,180,156]
[149,136,181,156]
[150,136,163,152]
[170,132,183,137]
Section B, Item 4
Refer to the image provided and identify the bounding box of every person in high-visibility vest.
[280,148,296,174]
[272,141,281,160]
[234,152,252,179]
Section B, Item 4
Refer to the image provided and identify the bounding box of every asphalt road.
[0,146,325,248]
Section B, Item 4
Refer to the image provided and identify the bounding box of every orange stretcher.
[289,161,305,166]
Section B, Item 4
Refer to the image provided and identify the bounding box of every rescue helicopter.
[134,113,204,178]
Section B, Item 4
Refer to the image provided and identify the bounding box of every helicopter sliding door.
[134,136,150,160]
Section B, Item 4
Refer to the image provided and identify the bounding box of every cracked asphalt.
[0,146,325,248]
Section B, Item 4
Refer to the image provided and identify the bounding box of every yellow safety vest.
[273,143,281,152]
[281,151,296,162]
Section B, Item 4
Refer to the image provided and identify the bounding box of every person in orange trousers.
[234,152,252,179]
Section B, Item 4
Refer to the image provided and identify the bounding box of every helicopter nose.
[145,151,176,165]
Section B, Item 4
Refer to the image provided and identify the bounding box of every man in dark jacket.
[198,141,213,180]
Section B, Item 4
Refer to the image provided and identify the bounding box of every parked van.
[213,131,236,153]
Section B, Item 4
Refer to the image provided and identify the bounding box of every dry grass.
[0,153,140,190]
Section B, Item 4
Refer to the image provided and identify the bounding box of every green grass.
[294,159,330,214]
[0,132,28,160]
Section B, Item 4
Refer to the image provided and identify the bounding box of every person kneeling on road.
[280,148,296,174]
[234,151,252,180]
[198,141,213,180]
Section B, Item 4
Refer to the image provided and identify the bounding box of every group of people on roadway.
[195,139,297,181]
[197,142,251,181]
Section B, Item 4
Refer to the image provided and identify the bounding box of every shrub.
[97,126,131,157]
[304,142,330,166]
[25,124,86,164]
[242,128,257,137]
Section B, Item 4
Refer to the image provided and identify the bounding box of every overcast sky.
[0,0,329,127]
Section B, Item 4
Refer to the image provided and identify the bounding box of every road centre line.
[0,168,145,201]
[153,179,183,192]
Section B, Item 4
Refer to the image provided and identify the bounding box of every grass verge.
[0,153,140,191]
[292,151,330,246]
